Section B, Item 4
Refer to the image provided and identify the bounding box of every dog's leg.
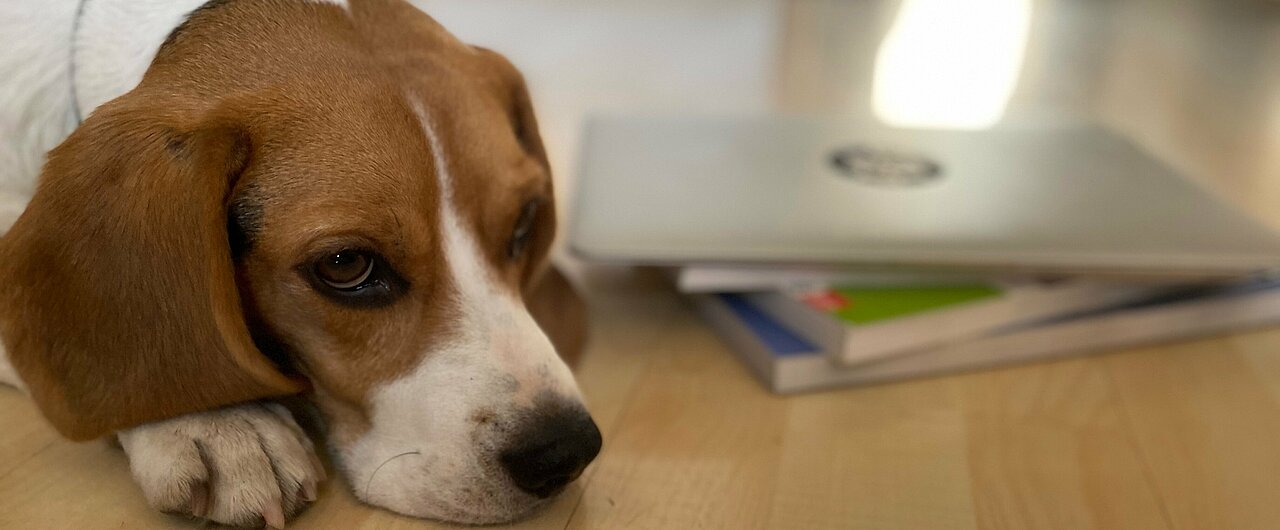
[117,401,324,528]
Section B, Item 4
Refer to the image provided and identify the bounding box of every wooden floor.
[3,267,1280,529]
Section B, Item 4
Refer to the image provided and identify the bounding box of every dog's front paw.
[117,402,325,528]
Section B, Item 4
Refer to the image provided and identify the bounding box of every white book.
[693,280,1280,394]
[746,281,1170,366]
[672,265,985,293]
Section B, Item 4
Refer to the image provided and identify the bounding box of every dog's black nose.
[500,406,602,498]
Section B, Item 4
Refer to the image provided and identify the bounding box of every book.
[693,279,1280,394]
[672,265,985,293]
[746,281,1171,366]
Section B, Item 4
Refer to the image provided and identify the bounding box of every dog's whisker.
[364,450,422,501]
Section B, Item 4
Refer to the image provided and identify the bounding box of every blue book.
[693,279,1280,394]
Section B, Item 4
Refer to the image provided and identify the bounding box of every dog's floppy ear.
[473,47,551,171]
[526,266,588,368]
[0,97,304,441]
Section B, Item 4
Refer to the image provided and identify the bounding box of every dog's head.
[0,0,598,523]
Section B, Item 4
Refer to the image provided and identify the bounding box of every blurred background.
[418,0,1280,239]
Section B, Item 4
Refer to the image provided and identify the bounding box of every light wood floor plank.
[0,390,55,480]
[0,432,170,529]
[768,378,976,530]
[1233,328,1280,407]
[568,307,788,530]
[1104,334,1280,530]
[958,358,1169,530]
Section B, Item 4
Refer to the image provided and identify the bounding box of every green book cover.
[796,285,1003,325]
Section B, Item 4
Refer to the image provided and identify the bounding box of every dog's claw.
[301,479,318,503]
[308,450,327,482]
[189,481,209,519]
[263,502,286,529]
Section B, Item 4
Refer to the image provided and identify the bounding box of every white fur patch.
[331,98,582,523]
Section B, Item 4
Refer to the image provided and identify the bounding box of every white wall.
[414,0,784,204]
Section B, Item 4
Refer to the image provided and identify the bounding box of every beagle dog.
[0,0,600,526]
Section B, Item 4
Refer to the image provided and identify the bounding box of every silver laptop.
[570,115,1280,278]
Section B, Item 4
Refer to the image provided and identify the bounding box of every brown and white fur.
[0,0,599,526]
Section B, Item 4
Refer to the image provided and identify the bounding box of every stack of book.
[567,115,1280,394]
[678,266,1280,393]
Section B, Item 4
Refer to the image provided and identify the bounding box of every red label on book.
[800,290,849,312]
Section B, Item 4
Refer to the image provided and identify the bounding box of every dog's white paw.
[117,402,325,528]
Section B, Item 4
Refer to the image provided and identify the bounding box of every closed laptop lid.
[570,115,1280,277]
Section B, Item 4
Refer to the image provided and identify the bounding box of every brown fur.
[0,0,584,442]
[526,267,588,368]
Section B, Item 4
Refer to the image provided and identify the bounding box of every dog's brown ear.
[473,47,551,170]
[0,98,304,441]
[526,266,588,369]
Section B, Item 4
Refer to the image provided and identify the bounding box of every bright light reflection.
[872,0,1031,129]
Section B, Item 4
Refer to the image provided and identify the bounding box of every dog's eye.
[315,251,374,290]
[304,248,406,308]
[509,200,540,260]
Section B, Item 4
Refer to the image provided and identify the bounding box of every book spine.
[831,283,1167,366]
[744,292,846,354]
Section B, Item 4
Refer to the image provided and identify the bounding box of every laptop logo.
[828,145,942,186]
